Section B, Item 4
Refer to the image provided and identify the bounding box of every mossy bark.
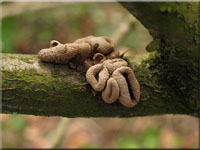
[120,2,199,117]
[1,2,199,117]
[1,53,198,117]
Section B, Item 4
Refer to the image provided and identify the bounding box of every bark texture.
[1,2,199,117]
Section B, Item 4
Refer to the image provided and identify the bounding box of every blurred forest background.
[1,2,199,148]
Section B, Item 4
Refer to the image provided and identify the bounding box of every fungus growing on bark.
[38,36,140,108]
[86,58,140,108]
[38,42,91,65]
[102,77,119,104]
[74,36,115,55]
[38,36,120,71]
[86,64,109,92]
[112,66,140,107]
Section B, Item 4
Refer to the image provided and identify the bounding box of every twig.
[46,118,69,148]
[1,2,64,19]
[111,15,135,44]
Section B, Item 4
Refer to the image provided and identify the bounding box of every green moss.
[146,39,160,52]
[161,3,199,44]
[160,6,176,13]
[134,2,199,116]
[2,67,94,117]
[153,44,198,114]
[51,68,61,76]
[20,57,35,64]
[2,68,81,101]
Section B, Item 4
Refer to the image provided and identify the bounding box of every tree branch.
[1,2,199,117]
[1,53,198,117]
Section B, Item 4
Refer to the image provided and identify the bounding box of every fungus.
[38,42,91,64]
[102,77,119,104]
[86,58,140,108]
[112,66,140,108]
[74,35,115,55]
[38,36,119,71]
[86,64,109,92]
[38,36,140,108]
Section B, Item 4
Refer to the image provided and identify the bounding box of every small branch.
[46,118,69,148]
[111,15,135,44]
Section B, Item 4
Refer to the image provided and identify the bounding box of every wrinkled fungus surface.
[38,36,140,108]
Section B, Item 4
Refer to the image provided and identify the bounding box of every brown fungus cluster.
[86,58,140,108]
[38,36,120,71]
[38,35,140,108]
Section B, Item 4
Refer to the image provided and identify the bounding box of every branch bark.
[1,2,199,117]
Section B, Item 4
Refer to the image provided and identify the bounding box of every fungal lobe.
[38,36,120,70]
[86,58,140,108]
